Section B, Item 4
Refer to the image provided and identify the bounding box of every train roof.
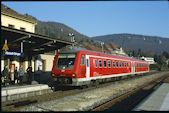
[59,48,87,54]
[59,48,148,63]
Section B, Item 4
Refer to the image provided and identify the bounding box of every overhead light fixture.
[39,48,44,50]
[47,44,52,46]
[33,49,39,51]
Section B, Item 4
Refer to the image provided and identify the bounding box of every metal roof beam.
[10,35,31,43]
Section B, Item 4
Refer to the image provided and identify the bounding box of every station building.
[1,4,72,82]
[140,56,156,65]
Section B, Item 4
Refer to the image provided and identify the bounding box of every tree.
[138,48,142,57]
[162,51,169,59]
[153,54,158,62]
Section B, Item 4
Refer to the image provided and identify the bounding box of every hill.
[92,33,169,54]
[35,21,119,53]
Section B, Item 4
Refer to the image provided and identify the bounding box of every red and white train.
[51,49,149,87]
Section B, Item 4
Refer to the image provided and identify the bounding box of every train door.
[80,55,86,77]
[131,61,135,74]
[86,55,90,80]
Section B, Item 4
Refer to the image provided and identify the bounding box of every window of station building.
[99,60,102,68]
[116,61,119,68]
[104,60,107,68]
[119,61,121,68]
[80,55,85,65]
[8,24,15,28]
[108,60,111,68]
[20,27,26,31]
[94,59,97,68]
[113,61,115,68]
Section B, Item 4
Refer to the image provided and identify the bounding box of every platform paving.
[133,83,169,111]
[1,83,53,102]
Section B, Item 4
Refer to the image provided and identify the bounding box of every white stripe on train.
[72,71,149,82]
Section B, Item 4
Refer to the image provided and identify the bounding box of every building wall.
[1,60,4,72]
[40,54,55,72]
[11,61,19,70]
[1,14,35,33]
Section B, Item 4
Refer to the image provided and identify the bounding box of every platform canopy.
[1,26,73,56]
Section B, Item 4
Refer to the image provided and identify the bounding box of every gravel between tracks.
[17,71,169,111]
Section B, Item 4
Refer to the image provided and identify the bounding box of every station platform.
[133,83,169,111]
[1,82,53,102]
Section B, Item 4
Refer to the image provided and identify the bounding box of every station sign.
[4,51,24,57]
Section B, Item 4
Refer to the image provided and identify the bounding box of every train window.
[94,59,97,68]
[127,63,128,67]
[104,60,107,68]
[80,55,85,65]
[119,61,121,68]
[125,62,126,67]
[55,53,76,69]
[108,60,111,68]
[122,62,124,67]
[116,61,119,68]
[99,60,102,68]
[113,61,115,68]
[86,59,89,67]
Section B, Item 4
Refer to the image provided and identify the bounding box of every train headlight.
[52,74,55,76]
[72,74,76,77]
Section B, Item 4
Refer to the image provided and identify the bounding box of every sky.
[2,1,169,38]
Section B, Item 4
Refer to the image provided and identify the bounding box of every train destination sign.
[4,51,24,57]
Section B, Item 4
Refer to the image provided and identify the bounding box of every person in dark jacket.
[2,65,9,87]
[18,65,24,85]
[26,66,33,84]
[14,67,19,84]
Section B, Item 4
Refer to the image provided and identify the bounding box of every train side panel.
[51,50,150,87]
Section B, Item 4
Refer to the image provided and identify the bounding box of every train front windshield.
[55,54,76,69]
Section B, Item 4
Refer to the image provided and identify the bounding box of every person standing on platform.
[14,67,19,84]
[26,66,33,84]
[18,65,24,85]
[2,65,9,87]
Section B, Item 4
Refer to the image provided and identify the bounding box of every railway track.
[1,70,166,111]
[91,73,169,111]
